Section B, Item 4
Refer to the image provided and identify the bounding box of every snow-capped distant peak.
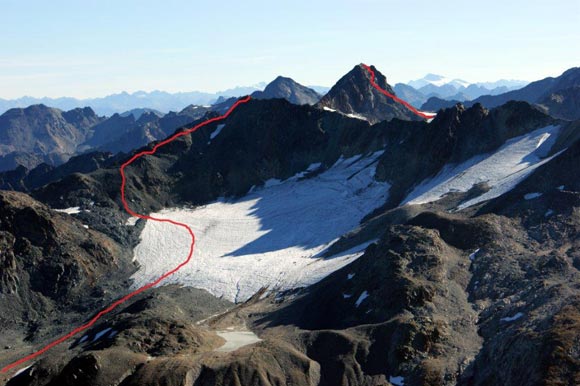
[408,74,471,89]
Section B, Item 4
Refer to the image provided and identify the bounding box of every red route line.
[2,64,434,375]
[1,95,252,375]
[361,63,436,120]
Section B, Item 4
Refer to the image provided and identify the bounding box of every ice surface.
[403,125,561,209]
[131,152,390,302]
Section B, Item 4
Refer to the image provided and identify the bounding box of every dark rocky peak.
[553,67,580,88]
[0,104,104,171]
[420,96,462,111]
[2,104,61,121]
[84,113,137,148]
[177,104,211,118]
[316,64,419,123]
[252,76,320,105]
[210,96,239,114]
[61,106,101,128]
[135,111,161,125]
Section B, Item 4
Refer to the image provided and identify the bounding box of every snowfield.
[403,125,561,209]
[131,152,389,302]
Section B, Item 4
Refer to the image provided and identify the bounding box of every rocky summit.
[317,64,420,123]
[252,76,321,105]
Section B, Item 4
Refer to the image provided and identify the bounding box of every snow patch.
[92,327,112,342]
[557,185,565,191]
[403,125,561,209]
[11,365,32,379]
[524,192,542,200]
[355,291,369,307]
[389,375,405,386]
[469,248,480,261]
[322,106,337,112]
[126,217,139,226]
[346,113,368,121]
[500,312,524,322]
[53,207,81,214]
[210,124,226,140]
[343,293,352,299]
[347,273,355,280]
[216,330,261,352]
[544,209,554,217]
[131,152,390,302]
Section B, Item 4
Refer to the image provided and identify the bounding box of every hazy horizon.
[2,0,578,99]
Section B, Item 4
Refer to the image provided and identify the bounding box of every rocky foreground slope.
[0,88,579,385]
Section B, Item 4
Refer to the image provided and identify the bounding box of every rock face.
[0,151,118,192]
[252,76,321,105]
[0,190,136,356]
[0,105,103,171]
[317,64,419,123]
[393,83,428,108]
[420,96,461,111]
[538,85,580,120]
[84,105,211,153]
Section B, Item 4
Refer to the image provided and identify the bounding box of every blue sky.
[1,0,578,98]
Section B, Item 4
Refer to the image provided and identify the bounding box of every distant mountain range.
[394,74,529,108]
[0,82,330,116]
[0,84,267,116]
[0,73,528,117]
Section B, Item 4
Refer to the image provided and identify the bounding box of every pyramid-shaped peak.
[316,64,418,123]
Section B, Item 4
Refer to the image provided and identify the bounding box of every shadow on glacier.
[222,155,389,259]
